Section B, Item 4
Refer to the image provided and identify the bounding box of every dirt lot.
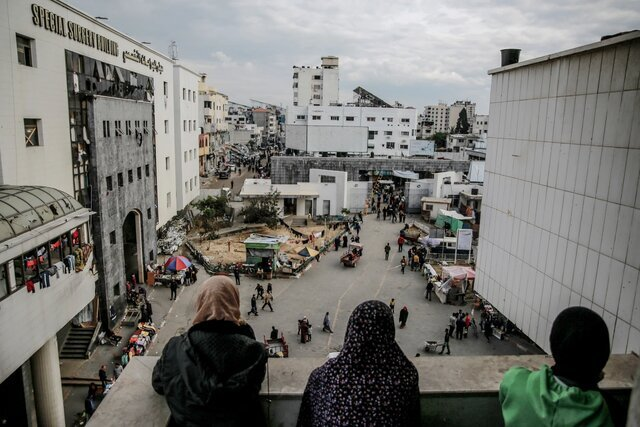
[190,224,345,265]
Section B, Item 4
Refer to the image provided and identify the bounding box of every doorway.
[122,210,143,284]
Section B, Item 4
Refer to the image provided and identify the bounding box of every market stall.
[243,234,288,278]
[434,266,475,305]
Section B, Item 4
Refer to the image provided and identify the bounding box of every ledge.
[89,354,638,427]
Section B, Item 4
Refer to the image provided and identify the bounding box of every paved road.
[148,214,542,359]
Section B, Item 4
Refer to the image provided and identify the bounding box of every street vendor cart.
[340,242,363,267]
[264,333,289,357]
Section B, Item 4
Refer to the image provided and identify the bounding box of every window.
[137,167,142,180]
[147,208,152,220]
[184,151,187,163]
[182,88,186,100]
[165,157,170,170]
[330,116,339,121]
[384,131,393,136]
[313,75,322,80]
[114,120,122,136]
[312,115,321,120]
[149,250,154,261]
[106,176,113,191]
[183,120,186,131]
[164,120,169,134]
[143,120,149,134]
[134,120,140,133]
[400,144,409,149]
[204,101,212,108]
[125,121,132,136]
[401,118,410,123]
[190,178,193,191]
[163,81,168,96]
[188,90,191,101]
[313,84,321,90]
[24,119,40,146]
[102,120,110,137]
[293,82,298,88]
[145,164,150,177]
[292,72,298,78]
[312,94,321,99]
[320,175,336,183]
[114,282,120,296]
[16,34,34,67]
[185,181,189,192]
[296,115,306,120]
[386,142,395,149]
[367,117,376,122]
[345,116,355,121]
[387,118,394,123]
[128,169,133,183]
[109,231,116,244]
[401,131,410,136]
[188,121,192,132]
[368,131,377,140]
[117,172,123,187]
[167,192,171,208]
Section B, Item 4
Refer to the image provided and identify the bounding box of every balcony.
[88,354,637,426]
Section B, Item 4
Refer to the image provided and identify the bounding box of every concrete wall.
[271,157,469,184]
[309,169,348,211]
[89,97,157,320]
[347,181,372,212]
[404,181,434,213]
[476,32,640,354]
[89,354,637,427]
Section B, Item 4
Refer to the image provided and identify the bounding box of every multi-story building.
[474,114,489,136]
[286,105,417,156]
[252,107,277,141]
[449,100,476,133]
[293,56,340,106]
[424,103,450,134]
[476,31,640,354]
[0,0,200,327]
[198,75,228,175]
[0,186,96,425]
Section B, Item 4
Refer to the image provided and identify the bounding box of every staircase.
[290,217,307,227]
[60,325,95,359]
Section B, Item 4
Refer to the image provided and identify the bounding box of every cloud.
[67,0,639,113]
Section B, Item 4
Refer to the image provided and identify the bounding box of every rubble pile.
[157,217,189,255]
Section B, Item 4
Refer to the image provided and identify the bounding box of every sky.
[67,0,639,114]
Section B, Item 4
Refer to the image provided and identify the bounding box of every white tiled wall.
[476,36,640,354]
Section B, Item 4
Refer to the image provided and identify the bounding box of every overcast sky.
[68,0,638,114]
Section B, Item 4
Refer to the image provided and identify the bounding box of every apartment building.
[293,56,340,106]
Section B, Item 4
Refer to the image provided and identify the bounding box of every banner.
[457,229,473,250]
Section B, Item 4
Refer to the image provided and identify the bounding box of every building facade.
[286,105,417,156]
[0,0,200,324]
[474,114,489,136]
[293,56,339,106]
[424,103,450,134]
[449,100,476,133]
[476,31,640,354]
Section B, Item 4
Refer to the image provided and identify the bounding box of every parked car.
[217,170,230,179]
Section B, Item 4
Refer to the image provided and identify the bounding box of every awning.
[442,266,475,281]
[296,246,319,258]
[392,170,419,180]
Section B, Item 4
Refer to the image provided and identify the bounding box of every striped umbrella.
[164,255,192,272]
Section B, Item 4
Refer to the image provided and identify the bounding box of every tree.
[193,195,229,232]
[454,108,470,134]
[432,132,448,149]
[239,190,280,228]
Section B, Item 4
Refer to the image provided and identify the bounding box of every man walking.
[426,281,434,301]
[389,298,396,314]
[439,329,451,355]
[247,294,259,316]
[261,291,274,312]
[255,283,264,299]
[99,365,108,389]
[400,256,407,274]
[169,279,178,301]
[397,235,405,252]
[456,314,465,339]
[233,265,241,286]
[399,306,409,328]
[384,243,391,261]
[449,313,456,337]
[322,312,333,333]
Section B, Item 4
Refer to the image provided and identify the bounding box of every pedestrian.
[233,265,241,286]
[389,298,395,313]
[99,365,108,389]
[231,180,234,189]
[113,362,123,380]
[146,300,153,323]
[456,315,465,339]
[228,241,231,252]
[184,268,192,286]
[247,294,259,316]
[426,281,434,301]
[300,318,310,343]
[315,245,321,262]
[261,291,274,312]
[399,306,409,328]
[397,235,405,252]
[484,319,493,342]
[400,256,407,274]
[412,253,420,272]
[439,329,451,355]
[255,283,264,299]
[270,326,279,340]
[190,265,198,282]
[342,235,348,248]
[152,275,268,427]
[376,209,381,219]
[170,279,178,301]
[267,282,273,294]
[297,301,420,426]
[322,312,333,333]
[334,236,340,251]
[449,313,456,337]
[384,243,391,260]
[383,207,387,221]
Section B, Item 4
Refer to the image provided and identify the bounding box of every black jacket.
[152,320,268,427]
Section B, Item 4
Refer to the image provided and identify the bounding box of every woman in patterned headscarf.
[297,300,420,426]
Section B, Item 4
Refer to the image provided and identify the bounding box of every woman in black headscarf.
[297,300,420,426]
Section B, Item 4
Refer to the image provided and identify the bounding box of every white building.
[474,114,489,136]
[476,31,640,354]
[198,74,228,134]
[173,64,201,210]
[286,105,417,156]
[424,103,450,134]
[449,100,476,133]
[293,56,339,106]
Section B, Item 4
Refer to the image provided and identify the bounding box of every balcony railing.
[88,354,637,427]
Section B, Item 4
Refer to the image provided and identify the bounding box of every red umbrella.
[164,255,192,272]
